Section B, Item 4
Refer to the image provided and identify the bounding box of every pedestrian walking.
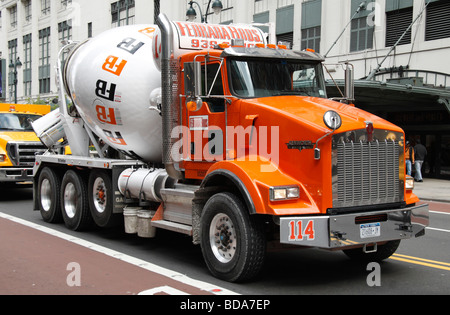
[405,141,414,176]
[414,139,427,182]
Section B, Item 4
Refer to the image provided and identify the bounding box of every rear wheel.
[61,170,92,231]
[88,170,118,228]
[37,167,62,223]
[200,192,266,283]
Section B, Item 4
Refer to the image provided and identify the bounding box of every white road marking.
[0,212,238,295]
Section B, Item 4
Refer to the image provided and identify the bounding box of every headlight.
[405,175,414,190]
[270,186,300,201]
[0,154,6,162]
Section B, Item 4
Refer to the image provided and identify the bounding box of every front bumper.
[279,204,429,249]
[0,167,34,183]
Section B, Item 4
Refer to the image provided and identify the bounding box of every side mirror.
[184,61,202,98]
[184,61,203,111]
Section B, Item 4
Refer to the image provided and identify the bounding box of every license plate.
[360,223,381,239]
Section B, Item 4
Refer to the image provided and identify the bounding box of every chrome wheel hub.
[209,213,237,263]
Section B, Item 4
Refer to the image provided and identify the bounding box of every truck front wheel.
[61,170,92,231]
[200,193,266,283]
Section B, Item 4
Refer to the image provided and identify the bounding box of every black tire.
[88,170,118,228]
[343,240,401,263]
[200,192,266,283]
[60,170,93,231]
[37,167,62,223]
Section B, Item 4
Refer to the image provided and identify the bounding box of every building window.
[350,16,374,52]
[9,5,18,29]
[39,28,51,94]
[425,1,450,41]
[88,22,93,38]
[386,7,413,47]
[276,5,294,49]
[23,34,32,97]
[0,59,5,99]
[61,0,73,8]
[8,39,18,91]
[254,0,268,14]
[58,20,73,63]
[111,0,135,28]
[24,0,32,23]
[349,0,374,52]
[277,33,293,48]
[301,26,321,52]
[301,0,322,53]
[41,0,51,15]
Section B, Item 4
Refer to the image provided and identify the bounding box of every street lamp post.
[9,57,22,104]
[186,0,223,23]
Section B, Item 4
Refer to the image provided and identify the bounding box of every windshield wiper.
[273,90,311,96]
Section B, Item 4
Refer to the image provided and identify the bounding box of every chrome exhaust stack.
[157,13,184,180]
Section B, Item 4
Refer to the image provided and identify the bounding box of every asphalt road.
[0,185,449,296]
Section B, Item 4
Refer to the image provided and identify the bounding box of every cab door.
[184,61,227,178]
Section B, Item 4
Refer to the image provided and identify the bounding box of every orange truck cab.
[170,43,428,281]
[0,103,49,184]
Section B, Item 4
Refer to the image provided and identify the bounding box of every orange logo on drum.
[96,105,121,126]
[104,130,127,146]
[102,55,127,76]
[138,27,156,39]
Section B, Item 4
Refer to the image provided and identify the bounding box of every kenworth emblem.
[365,121,374,142]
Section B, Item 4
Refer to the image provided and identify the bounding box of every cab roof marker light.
[218,43,230,49]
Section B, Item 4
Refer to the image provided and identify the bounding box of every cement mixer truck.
[32,14,429,282]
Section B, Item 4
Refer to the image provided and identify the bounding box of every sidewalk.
[413,178,450,203]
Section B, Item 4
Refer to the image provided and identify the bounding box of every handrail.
[366,69,450,89]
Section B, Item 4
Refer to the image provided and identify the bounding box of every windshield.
[0,113,41,131]
[228,58,326,98]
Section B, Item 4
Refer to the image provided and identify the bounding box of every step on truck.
[0,103,49,186]
[32,14,429,282]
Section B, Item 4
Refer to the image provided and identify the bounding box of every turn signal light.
[405,175,414,190]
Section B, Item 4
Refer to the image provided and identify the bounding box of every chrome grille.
[7,142,47,167]
[332,130,404,209]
